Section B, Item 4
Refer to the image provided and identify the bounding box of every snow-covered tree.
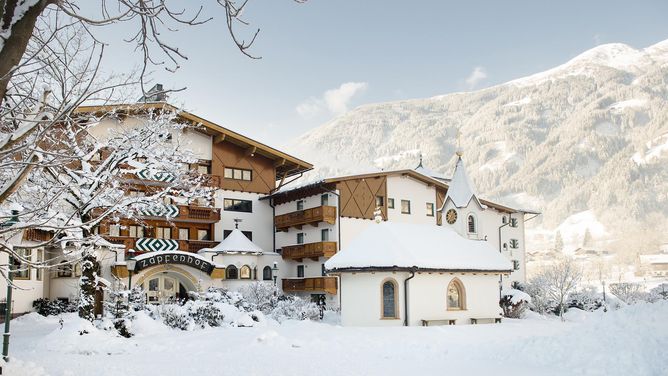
[582,228,593,248]
[530,257,582,321]
[609,282,646,305]
[78,252,100,322]
[554,231,564,252]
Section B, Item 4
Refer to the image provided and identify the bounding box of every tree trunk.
[0,0,53,106]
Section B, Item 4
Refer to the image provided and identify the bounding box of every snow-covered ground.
[2,301,667,376]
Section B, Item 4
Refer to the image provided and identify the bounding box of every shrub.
[32,298,77,316]
[609,282,647,304]
[500,289,531,318]
[567,286,603,312]
[648,283,668,302]
[270,295,320,322]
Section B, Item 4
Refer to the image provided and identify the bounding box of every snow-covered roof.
[414,165,449,182]
[325,222,512,272]
[639,253,668,265]
[197,229,264,255]
[441,156,481,209]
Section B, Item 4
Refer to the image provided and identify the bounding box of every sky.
[91,0,668,148]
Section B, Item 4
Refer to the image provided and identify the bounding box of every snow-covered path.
[4,301,668,376]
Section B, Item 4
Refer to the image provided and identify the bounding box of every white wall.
[339,271,503,326]
[0,251,49,314]
[386,175,438,225]
[215,190,274,252]
[88,118,212,160]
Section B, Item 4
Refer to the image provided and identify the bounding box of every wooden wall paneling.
[436,187,447,225]
[337,176,387,220]
[211,140,276,194]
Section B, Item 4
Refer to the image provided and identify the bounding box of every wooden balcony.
[282,241,337,261]
[275,205,337,231]
[23,228,53,242]
[104,236,219,254]
[282,277,338,295]
[175,206,220,223]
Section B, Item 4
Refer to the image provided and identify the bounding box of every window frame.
[240,265,252,279]
[12,248,31,280]
[426,202,435,217]
[400,200,411,214]
[262,266,273,281]
[321,229,329,242]
[297,232,305,244]
[224,167,252,181]
[223,198,253,213]
[321,194,329,206]
[36,249,44,281]
[380,278,400,319]
[296,200,304,211]
[297,265,305,278]
[388,198,395,209]
[375,196,384,208]
[446,278,466,311]
[467,214,477,234]
[226,265,239,279]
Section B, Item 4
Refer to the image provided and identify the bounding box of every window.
[388,198,395,209]
[156,227,171,239]
[197,229,210,241]
[13,249,30,280]
[512,260,521,271]
[263,266,273,281]
[57,261,72,278]
[109,224,120,237]
[74,263,82,277]
[321,264,326,276]
[297,265,305,278]
[467,215,476,233]
[321,229,329,242]
[223,198,252,213]
[510,218,518,228]
[224,167,252,181]
[502,216,507,224]
[401,200,411,214]
[240,265,251,279]
[297,233,304,244]
[509,239,519,249]
[179,228,190,240]
[226,265,238,279]
[163,196,173,205]
[224,230,252,240]
[375,196,384,208]
[36,249,43,281]
[321,194,329,206]
[381,279,398,319]
[197,164,210,175]
[129,225,144,238]
[426,203,435,217]
[297,200,304,211]
[447,278,466,310]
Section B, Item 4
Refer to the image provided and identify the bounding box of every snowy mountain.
[287,39,668,253]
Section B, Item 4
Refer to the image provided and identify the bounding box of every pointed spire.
[441,154,480,209]
[456,129,463,157]
[416,153,424,169]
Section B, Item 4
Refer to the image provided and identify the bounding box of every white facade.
[385,175,438,225]
[339,272,503,326]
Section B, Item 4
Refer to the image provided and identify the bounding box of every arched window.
[381,279,399,319]
[447,278,466,310]
[57,261,72,278]
[240,265,251,279]
[226,265,238,280]
[467,214,476,233]
[262,266,272,281]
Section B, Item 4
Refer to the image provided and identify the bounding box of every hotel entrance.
[135,266,200,304]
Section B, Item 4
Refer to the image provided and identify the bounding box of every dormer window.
[467,214,476,233]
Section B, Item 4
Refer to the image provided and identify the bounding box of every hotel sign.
[133,253,215,275]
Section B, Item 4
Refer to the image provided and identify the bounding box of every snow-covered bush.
[240,282,280,312]
[129,286,147,312]
[270,295,320,322]
[500,289,531,318]
[524,277,558,315]
[32,298,77,316]
[609,283,647,304]
[567,286,604,312]
[648,283,668,302]
[239,282,320,321]
[160,305,193,331]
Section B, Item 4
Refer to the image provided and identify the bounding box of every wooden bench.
[421,319,457,326]
[470,317,502,324]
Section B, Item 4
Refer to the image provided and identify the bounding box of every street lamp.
[272,261,279,287]
[126,258,137,291]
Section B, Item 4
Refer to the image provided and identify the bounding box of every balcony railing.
[92,204,220,223]
[23,228,53,242]
[282,241,337,261]
[275,205,337,231]
[282,277,338,295]
[104,236,219,254]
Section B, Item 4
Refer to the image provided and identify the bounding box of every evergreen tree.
[582,228,593,248]
[78,252,100,322]
[554,231,564,252]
